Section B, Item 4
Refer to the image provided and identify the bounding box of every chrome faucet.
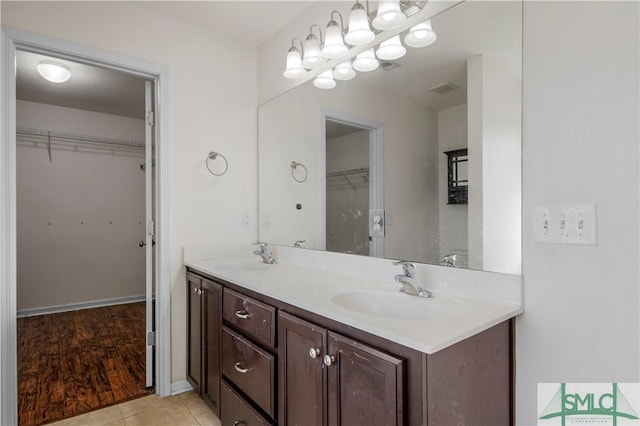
[393,260,432,298]
[253,242,277,264]
[294,240,306,248]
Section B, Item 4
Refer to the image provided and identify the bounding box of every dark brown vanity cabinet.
[187,268,513,426]
[186,272,223,415]
[278,312,403,426]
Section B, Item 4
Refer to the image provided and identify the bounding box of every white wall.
[2,1,258,384]
[518,2,639,424]
[438,103,468,267]
[16,101,145,311]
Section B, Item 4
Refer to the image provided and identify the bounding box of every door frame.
[322,110,384,258]
[0,26,172,425]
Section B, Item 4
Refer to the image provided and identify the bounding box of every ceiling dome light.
[372,0,406,31]
[376,35,406,60]
[37,60,71,83]
[313,70,336,89]
[322,11,348,59]
[302,25,324,69]
[283,45,307,79]
[404,20,437,48]
[352,48,379,72]
[333,60,356,81]
[344,2,375,46]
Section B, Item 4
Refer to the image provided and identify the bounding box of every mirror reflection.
[258,1,522,275]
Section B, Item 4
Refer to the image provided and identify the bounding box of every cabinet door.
[202,278,223,415]
[326,332,404,426]
[186,273,202,393]
[278,312,327,426]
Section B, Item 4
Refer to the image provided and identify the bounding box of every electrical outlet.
[369,209,385,238]
[241,210,251,228]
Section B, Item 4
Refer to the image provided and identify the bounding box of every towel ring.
[290,161,308,183]
[206,151,228,176]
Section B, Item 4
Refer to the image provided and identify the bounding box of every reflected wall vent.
[380,60,401,71]
[427,82,459,95]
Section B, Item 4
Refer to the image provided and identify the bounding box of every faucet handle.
[253,242,269,250]
[393,260,416,277]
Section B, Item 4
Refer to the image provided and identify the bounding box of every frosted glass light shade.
[372,0,406,30]
[302,34,323,69]
[404,20,437,48]
[37,60,71,83]
[344,3,375,45]
[333,60,356,81]
[314,70,336,89]
[376,35,406,60]
[322,21,348,59]
[352,48,379,72]
[283,48,307,79]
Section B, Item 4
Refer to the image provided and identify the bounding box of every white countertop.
[185,249,522,354]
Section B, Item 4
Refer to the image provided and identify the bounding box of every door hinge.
[146,111,155,126]
[147,220,155,237]
[147,331,156,346]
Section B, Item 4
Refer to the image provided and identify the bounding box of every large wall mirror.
[258,0,522,275]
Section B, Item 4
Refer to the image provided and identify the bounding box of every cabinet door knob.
[234,310,251,320]
[234,362,250,374]
[309,348,321,359]
[233,421,246,426]
[323,354,336,367]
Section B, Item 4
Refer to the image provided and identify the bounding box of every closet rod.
[16,127,145,149]
[326,166,370,178]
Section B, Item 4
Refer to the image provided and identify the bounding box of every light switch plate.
[533,204,597,245]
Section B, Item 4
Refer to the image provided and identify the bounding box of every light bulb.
[283,47,307,79]
[344,2,375,46]
[333,60,356,81]
[302,34,323,69]
[313,70,336,89]
[37,60,71,83]
[404,20,437,48]
[376,35,406,60]
[322,20,348,59]
[352,48,379,72]
[372,0,406,31]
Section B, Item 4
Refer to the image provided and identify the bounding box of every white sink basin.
[331,290,446,320]
[215,258,273,272]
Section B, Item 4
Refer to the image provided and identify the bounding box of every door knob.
[139,240,146,247]
[323,354,336,367]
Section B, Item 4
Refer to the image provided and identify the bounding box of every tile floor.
[49,391,221,426]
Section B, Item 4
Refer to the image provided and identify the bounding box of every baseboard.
[170,380,193,396]
[17,294,148,317]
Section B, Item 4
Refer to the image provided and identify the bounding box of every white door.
[144,80,154,388]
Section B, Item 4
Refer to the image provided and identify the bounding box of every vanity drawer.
[221,380,273,426]
[222,326,275,417]
[223,288,276,348]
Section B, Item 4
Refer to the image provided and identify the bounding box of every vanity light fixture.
[301,25,324,69]
[404,19,437,48]
[37,60,71,83]
[376,34,406,60]
[333,60,356,81]
[372,0,406,31]
[321,11,348,59]
[313,69,337,89]
[283,38,307,79]
[352,48,379,72]
[344,1,375,46]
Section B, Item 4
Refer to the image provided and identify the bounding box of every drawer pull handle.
[323,354,336,367]
[235,310,251,319]
[234,362,250,374]
[309,348,321,359]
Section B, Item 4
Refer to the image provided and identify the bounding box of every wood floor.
[17,302,151,426]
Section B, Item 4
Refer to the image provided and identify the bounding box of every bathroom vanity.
[185,250,521,426]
